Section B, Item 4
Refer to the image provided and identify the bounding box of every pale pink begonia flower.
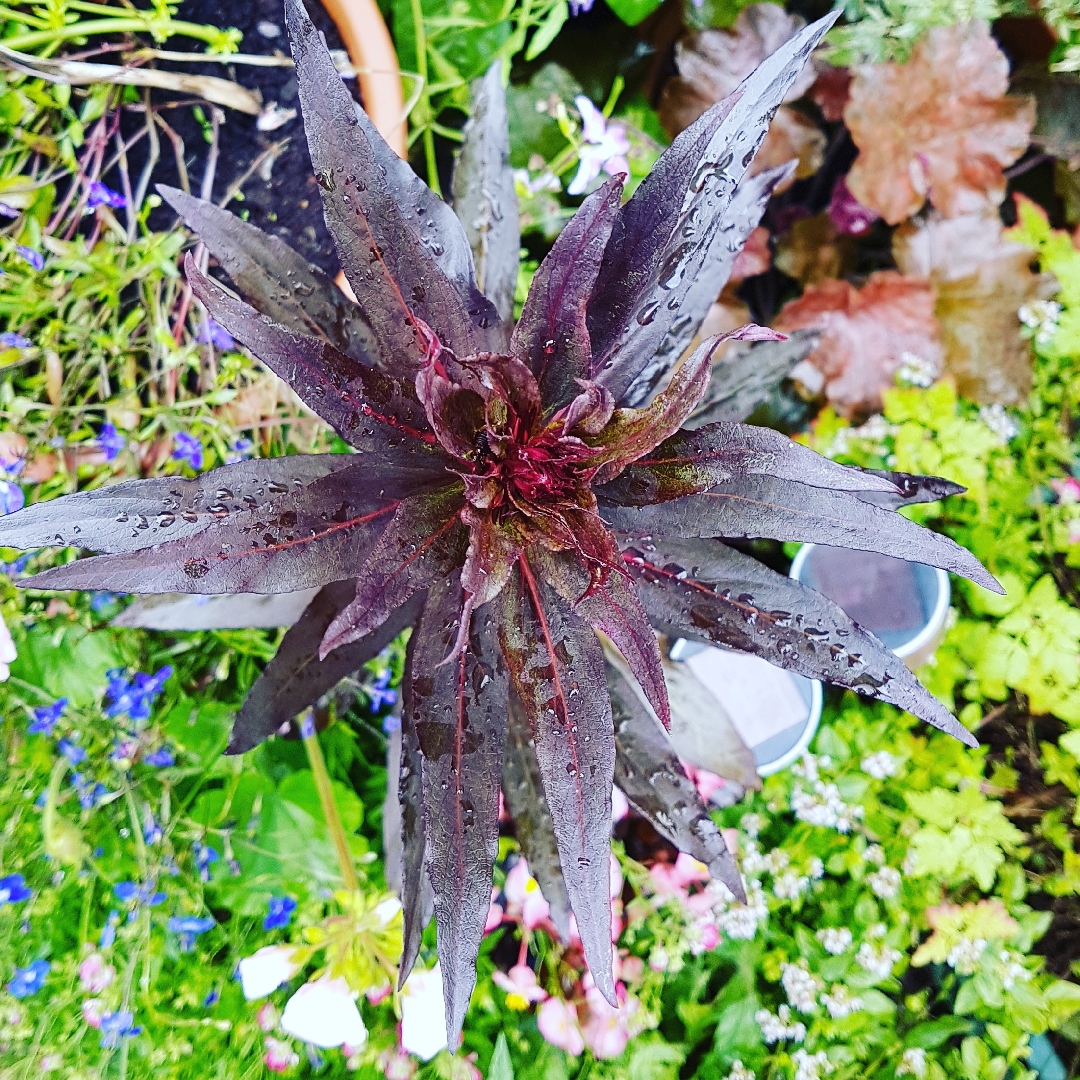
[264,1036,300,1073]
[504,859,550,929]
[280,976,367,1049]
[484,886,504,933]
[377,1048,418,1080]
[648,851,711,899]
[365,983,392,1006]
[256,1001,280,1032]
[1052,477,1080,505]
[78,953,115,994]
[492,964,548,1010]
[580,983,640,1061]
[82,999,104,1029]
[567,97,631,196]
[537,996,585,1056]
[617,955,645,985]
[611,786,629,823]
[400,964,448,1060]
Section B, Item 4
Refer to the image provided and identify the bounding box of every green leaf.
[904,1016,972,1049]
[525,1,567,61]
[164,699,232,763]
[10,624,124,706]
[603,0,663,25]
[490,1033,514,1080]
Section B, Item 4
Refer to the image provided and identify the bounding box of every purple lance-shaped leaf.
[285,0,497,361]
[399,635,435,988]
[513,177,623,412]
[623,535,978,747]
[586,12,839,403]
[23,460,400,596]
[854,470,967,509]
[158,185,379,366]
[410,574,509,1046]
[606,422,900,505]
[535,546,670,729]
[502,698,573,941]
[452,62,520,327]
[187,258,448,483]
[686,330,820,428]
[321,489,467,657]
[0,456,345,555]
[604,656,743,897]
[621,162,795,408]
[600,471,1002,594]
[228,583,422,754]
[499,557,617,1005]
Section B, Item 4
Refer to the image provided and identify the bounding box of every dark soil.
[113,0,350,275]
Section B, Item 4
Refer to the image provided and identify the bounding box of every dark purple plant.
[0,0,999,1043]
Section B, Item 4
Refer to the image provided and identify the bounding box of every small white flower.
[817,927,852,955]
[724,1061,756,1080]
[780,961,821,1013]
[791,781,864,833]
[740,813,763,839]
[773,871,809,901]
[809,858,824,880]
[945,937,987,975]
[754,1004,805,1044]
[979,403,1019,444]
[864,845,886,866]
[792,1048,834,1080]
[280,976,367,1049]
[238,945,302,1001]
[0,612,16,682]
[715,881,768,940]
[856,942,901,980]
[861,751,898,780]
[821,985,863,1019]
[897,1047,927,1078]
[1018,299,1061,346]
[400,964,448,1060]
[868,865,902,899]
[896,352,936,388]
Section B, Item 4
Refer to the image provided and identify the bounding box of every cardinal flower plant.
[0,0,999,1043]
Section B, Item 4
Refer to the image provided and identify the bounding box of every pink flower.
[484,887,504,933]
[608,853,624,901]
[377,1048,417,1080]
[492,964,548,1010]
[580,985,632,1061]
[611,786,629,823]
[1052,477,1080,505]
[682,762,726,804]
[537,997,584,1056]
[617,955,644,985]
[1069,520,1080,546]
[82,999,104,1029]
[649,852,711,899]
[568,97,631,196]
[264,1037,300,1073]
[78,953,115,994]
[256,1002,280,1032]
[365,983,391,1006]
[504,859,550,929]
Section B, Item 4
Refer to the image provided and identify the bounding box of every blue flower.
[192,841,219,882]
[0,874,31,906]
[28,698,67,735]
[8,959,49,998]
[90,591,119,612]
[143,747,174,768]
[71,772,109,809]
[0,479,24,516]
[87,181,126,209]
[196,318,234,350]
[113,881,166,911]
[0,331,31,349]
[263,895,297,931]
[168,914,215,951]
[99,910,120,948]
[367,669,397,710]
[104,665,172,722]
[225,437,254,464]
[99,1010,141,1048]
[58,738,86,765]
[203,988,220,1008]
[382,712,401,734]
[0,203,18,219]
[299,709,316,740]
[96,423,126,462]
[3,551,34,577]
[14,245,43,271]
[172,431,204,471]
